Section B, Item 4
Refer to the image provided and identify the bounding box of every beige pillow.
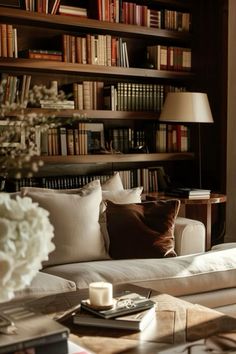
[102,187,143,204]
[25,180,109,267]
[101,172,124,191]
[20,179,99,196]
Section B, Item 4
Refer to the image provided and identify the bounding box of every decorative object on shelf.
[0,103,58,181]
[159,92,214,188]
[0,193,55,303]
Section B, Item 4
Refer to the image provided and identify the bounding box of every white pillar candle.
[89,282,113,307]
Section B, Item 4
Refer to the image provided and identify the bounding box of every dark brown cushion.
[106,200,180,259]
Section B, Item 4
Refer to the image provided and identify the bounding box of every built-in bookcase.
[0,0,197,191]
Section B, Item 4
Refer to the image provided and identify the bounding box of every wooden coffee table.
[26,284,236,353]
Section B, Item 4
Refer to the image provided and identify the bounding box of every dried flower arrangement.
[0,103,56,180]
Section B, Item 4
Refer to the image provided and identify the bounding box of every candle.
[89,282,113,307]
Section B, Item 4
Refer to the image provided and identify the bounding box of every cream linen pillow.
[101,172,124,191]
[21,173,124,196]
[20,179,99,196]
[102,187,143,204]
[25,180,109,267]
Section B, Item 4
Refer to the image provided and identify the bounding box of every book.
[0,305,69,354]
[166,187,211,198]
[73,305,156,331]
[80,292,155,319]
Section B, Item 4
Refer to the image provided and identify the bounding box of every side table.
[145,192,227,251]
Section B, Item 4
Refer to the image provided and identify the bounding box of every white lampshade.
[159,92,214,123]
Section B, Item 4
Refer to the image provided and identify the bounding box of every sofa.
[14,173,236,317]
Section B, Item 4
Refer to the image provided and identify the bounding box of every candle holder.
[88,282,114,310]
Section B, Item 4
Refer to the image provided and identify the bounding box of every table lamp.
[159,92,214,188]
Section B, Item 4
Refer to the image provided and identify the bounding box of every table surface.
[25,284,236,354]
[145,192,227,205]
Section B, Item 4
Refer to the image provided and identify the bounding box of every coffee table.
[27,284,236,353]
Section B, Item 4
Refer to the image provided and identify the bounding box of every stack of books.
[0,305,69,354]
[73,292,156,331]
[166,187,211,199]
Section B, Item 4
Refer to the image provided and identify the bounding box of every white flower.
[0,193,55,302]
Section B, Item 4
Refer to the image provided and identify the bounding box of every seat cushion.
[14,272,76,300]
[43,244,236,297]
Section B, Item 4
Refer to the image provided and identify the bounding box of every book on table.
[73,305,156,331]
[165,187,211,198]
[80,292,155,319]
[0,304,69,354]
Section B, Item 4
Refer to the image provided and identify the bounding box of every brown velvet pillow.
[106,200,180,259]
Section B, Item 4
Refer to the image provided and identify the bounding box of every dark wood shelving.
[0,7,191,43]
[7,108,160,120]
[0,1,196,186]
[0,58,194,81]
[39,152,194,165]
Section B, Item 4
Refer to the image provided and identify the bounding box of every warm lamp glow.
[159,92,213,188]
[159,92,214,123]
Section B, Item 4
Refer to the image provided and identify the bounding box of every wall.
[226,0,236,242]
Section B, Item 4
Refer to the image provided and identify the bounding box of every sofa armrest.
[174,217,206,256]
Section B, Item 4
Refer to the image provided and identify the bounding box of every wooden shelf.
[0,58,194,82]
[39,153,194,165]
[0,7,192,43]
[7,108,160,120]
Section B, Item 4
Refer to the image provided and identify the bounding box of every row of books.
[8,174,114,192]
[0,73,187,111]
[73,81,104,110]
[0,23,18,58]
[147,45,192,72]
[8,167,163,193]
[23,0,59,13]
[107,127,145,153]
[156,124,190,153]
[0,73,31,105]
[40,123,105,156]
[103,83,186,112]
[107,124,190,154]
[0,21,190,73]
[120,3,191,31]
[62,34,129,67]
[13,1,190,32]
[38,123,190,157]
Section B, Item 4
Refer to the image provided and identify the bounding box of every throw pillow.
[20,179,99,196]
[99,186,144,251]
[106,200,180,259]
[101,172,124,191]
[102,187,143,204]
[25,180,109,267]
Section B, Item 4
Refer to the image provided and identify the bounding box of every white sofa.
[14,175,236,316]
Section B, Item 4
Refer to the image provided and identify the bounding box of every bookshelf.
[0,1,196,191]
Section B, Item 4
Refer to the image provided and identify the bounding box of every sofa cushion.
[25,180,109,267]
[14,272,76,299]
[106,200,180,259]
[42,244,236,298]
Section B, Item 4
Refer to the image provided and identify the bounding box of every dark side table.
[145,192,227,251]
